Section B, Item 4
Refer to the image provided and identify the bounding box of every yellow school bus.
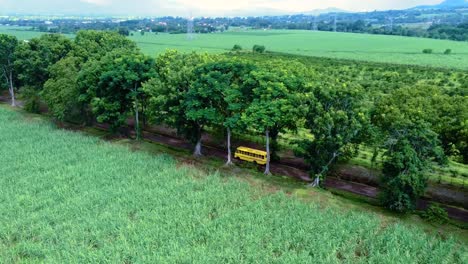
[234,146,267,165]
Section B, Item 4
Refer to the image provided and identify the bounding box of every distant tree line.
[1,31,467,213]
[1,6,467,41]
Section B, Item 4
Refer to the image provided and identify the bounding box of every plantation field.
[0,105,467,262]
[0,26,74,40]
[128,30,468,69]
[1,25,468,69]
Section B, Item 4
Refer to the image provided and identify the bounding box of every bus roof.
[236,146,267,156]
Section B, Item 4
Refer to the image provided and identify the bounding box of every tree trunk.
[134,88,141,140]
[308,152,339,188]
[193,126,203,156]
[270,127,280,161]
[8,70,15,107]
[194,139,202,156]
[225,127,233,165]
[310,176,320,187]
[265,129,271,175]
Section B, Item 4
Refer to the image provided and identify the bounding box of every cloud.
[80,0,111,6]
[0,0,446,16]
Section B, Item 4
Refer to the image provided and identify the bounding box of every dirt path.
[139,126,468,223]
[1,98,467,222]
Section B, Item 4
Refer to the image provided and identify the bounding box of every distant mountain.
[438,0,468,6]
[412,0,468,9]
[225,8,287,17]
[226,7,348,17]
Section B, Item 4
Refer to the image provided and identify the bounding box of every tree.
[232,44,242,52]
[42,31,139,124]
[372,87,448,212]
[372,85,468,163]
[82,51,155,137]
[380,121,446,212]
[71,30,137,62]
[143,50,215,155]
[42,56,84,122]
[14,34,72,112]
[253,45,266,53]
[0,34,18,106]
[296,82,369,186]
[422,49,433,54]
[187,60,256,164]
[242,61,308,174]
[118,27,130,36]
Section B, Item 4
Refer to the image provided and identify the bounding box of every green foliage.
[231,44,242,51]
[187,60,255,131]
[83,51,155,131]
[422,48,433,54]
[117,27,130,36]
[241,60,308,172]
[13,34,72,112]
[21,86,41,113]
[143,50,215,144]
[42,56,83,122]
[444,48,452,55]
[252,44,266,53]
[14,34,72,91]
[0,107,465,263]
[71,30,137,62]
[0,34,18,105]
[373,87,450,211]
[379,121,446,212]
[296,82,369,180]
[373,85,467,163]
[186,60,256,159]
[422,204,449,225]
[0,34,18,80]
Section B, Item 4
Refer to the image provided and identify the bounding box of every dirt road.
[1,97,467,222]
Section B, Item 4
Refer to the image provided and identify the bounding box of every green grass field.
[128,30,468,69]
[0,26,74,40]
[0,26,45,40]
[1,25,468,69]
[1,105,467,262]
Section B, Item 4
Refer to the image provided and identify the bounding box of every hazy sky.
[0,0,444,16]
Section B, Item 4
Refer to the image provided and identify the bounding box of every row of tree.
[1,31,467,212]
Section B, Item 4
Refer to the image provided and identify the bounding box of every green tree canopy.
[143,50,215,155]
[0,34,18,106]
[242,60,309,174]
[80,51,155,133]
[187,59,256,162]
[14,34,72,112]
[296,81,369,186]
[71,30,137,61]
[42,56,83,122]
[373,85,468,163]
[372,86,449,212]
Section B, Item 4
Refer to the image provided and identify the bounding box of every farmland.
[129,30,468,69]
[1,25,468,69]
[0,105,467,262]
[0,26,72,40]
